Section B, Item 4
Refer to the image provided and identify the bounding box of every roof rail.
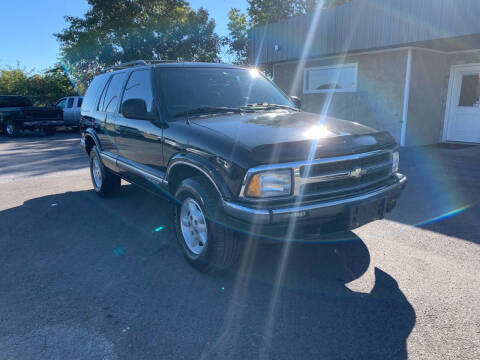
[103,59,180,72]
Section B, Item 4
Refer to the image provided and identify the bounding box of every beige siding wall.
[406,49,480,145]
[406,49,449,146]
[273,50,408,144]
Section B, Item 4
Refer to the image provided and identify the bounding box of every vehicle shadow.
[0,186,415,360]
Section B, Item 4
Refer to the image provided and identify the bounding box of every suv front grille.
[239,149,396,201]
[295,150,394,199]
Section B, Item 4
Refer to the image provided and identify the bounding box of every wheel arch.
[167,154,233,200]
[84,129,101,155]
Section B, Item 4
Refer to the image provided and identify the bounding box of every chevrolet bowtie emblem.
[349,167,367,178]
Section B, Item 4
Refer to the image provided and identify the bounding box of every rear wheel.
[5,121,19,137]
[89,146,121,197]
[174,176,242,272]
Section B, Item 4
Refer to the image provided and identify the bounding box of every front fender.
[167,153,234,200]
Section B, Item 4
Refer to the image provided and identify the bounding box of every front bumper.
[223,173,407,228]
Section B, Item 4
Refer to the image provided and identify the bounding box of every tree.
[227,9,249,64]
[227,0,353,64]
[0,64,77,106]
[55,0,224,88]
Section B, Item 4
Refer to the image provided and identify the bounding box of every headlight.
[245,170,292,198]
[392,151,399,173]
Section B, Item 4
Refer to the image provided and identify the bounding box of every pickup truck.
[0,95,63,136]
[55,96,83,128]
[80,61,407,272]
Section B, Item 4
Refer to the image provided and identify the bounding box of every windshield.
[156,67,295,117]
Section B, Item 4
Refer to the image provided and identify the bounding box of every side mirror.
[290,96,301,109]
[122,99,155,120]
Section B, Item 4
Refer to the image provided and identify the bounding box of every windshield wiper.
[173,106,243,118]
[242,103,298,111]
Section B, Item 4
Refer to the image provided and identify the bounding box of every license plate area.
[349,199,385,229]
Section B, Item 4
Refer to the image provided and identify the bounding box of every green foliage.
[0,65,77,106]
[55,0,224,88]
[227,0,353,64]
[227,9,249,64]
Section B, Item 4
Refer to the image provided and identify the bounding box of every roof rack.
[104,60,180,72]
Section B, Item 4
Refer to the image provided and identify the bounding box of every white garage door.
[444,64,480,143]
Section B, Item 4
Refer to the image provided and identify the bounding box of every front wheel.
[174,176,242,272]
[89,146,121,197]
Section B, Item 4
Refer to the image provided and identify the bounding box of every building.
[249,0,480,146]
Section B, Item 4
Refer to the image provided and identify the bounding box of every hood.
[190,110,396,164]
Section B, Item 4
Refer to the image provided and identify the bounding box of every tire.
[5,120,19,137]
[43,127,57,136]
[174,176,242,272]
[89,146,121,197]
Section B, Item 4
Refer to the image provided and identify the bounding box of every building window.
[458,74,480,107]
[304,63,358,94]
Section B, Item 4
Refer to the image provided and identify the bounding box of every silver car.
[55,96,83,128]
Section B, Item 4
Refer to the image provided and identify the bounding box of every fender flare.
[84,128,102,152]
[167,153,233,200]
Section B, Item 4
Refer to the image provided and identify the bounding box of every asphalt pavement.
[0,133,479,360]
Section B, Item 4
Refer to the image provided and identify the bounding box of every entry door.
[445,65,480,143]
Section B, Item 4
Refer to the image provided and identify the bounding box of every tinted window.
[82,74,109,113]
[97,78,110,111]
[0,96,32,107]
[121,70,154,115]
[77,98,83,107]
[156,68,293,117]
[67,98,74,108]
[102,73,126,113]
[56,99,67,108]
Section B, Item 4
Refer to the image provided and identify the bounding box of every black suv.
[80,60,406,272]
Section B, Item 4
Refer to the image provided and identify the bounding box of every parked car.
[55,96,83,128]
[0,95,63,136]
[80,61,407,272]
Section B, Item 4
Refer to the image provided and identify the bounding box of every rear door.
[63,97,75,125]
[115,68,166,184]
[73,97,82,126]
[94,72,127,154]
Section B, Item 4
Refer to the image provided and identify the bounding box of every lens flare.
[414,203,475,228]
[60,60,80,96]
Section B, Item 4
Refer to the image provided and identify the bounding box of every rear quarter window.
[81,74,109,113]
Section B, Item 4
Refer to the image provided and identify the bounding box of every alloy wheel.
[180,197,208,255]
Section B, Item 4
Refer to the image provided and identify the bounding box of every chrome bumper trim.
[224,174,406,225]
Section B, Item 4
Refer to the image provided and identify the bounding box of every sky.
[0,0,247,73]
